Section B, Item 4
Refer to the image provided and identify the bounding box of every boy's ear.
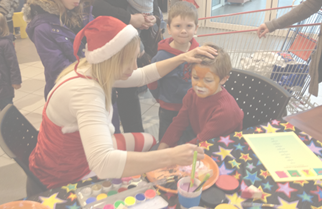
[220,76,229,85]
[167,24,171,35]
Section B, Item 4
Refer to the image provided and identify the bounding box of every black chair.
[0,104,47,196]
[223,68,292,129]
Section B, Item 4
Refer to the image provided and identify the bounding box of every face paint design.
[191,64,222,98]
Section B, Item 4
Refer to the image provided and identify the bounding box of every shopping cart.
[194,5,321,114]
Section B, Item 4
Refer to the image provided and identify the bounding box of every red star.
[211,155,220,162]
[280,122,295,131]
[67,192,77,201]
[164,192,175,200]
[240,153,252,162]
[271,119,280,125]
[244,142,251,150]
[234,132,243,139]
[234,171,241,180]
[255,127,263,133]
[168,204,177,209]
[260,170,270,179]
[199,141,213,150]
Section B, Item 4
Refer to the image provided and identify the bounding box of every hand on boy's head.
[183,46,217,63]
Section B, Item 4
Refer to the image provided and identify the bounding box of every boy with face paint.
[158,44,244,150]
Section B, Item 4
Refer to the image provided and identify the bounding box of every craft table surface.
[21,119,322,208]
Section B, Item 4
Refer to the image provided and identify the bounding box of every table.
[24,119,322,208]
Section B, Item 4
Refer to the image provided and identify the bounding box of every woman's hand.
[130,14,146,29]
[181,45,218,64]
[12,84,21,89]
[257,23,270,38]
[170,144,205,166]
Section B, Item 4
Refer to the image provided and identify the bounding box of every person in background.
[148,1,199,141]
[0,0,19,35]
[92,0,157,133]
[257,0,322,97]
[29,16,213,189]
[0,13,21,110]
[158,44,244,150]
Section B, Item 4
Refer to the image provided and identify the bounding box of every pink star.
[240,180,248,191]
[271,119,280,125]
[218,136,234,147]
[276,182,297,198]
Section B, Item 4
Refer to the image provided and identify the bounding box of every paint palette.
[75,176,168,209]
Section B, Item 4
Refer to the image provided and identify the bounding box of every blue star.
[234,143,244,151]
[66,202,81,209]
[218,162,235,175]
[310,186,322,201]
[244,170,261,185]
[253,153,258,159]
[257,160,262,166]
[246,163,255,171]
[210,138,215,142]
[262,182,273,191]
[297,191,313,203]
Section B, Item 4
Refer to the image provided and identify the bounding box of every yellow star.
[260,169,270,179]
[261,123,280,133]
[61,183,78,193]
[234,132,243,139]
[311,206,322,209]
[39,192,66,209]
[229,159,241,169]
[277,197,299,209]
[233,171,241,180]
[314,179,322,187]
[226,193,246,209]
[82,177,92,183]
[199,141,213,150]
[280,122,295,131]
[293,180,309,187]
[67,192,77,201]
[239,153,252,162]
[253,186,271,203]
[156,188,161,196]
[213,146,234,161]
[316,141,322,146]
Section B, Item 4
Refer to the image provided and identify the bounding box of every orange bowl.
[0,201,50,209]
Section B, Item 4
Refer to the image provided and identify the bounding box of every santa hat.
[73,16,138,65]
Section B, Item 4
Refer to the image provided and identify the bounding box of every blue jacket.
[148,37,199,111]
[0,34,21,100]
[25,5,93,99]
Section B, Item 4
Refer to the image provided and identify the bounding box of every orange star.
[293,180,309,186]
[234,171,241,180]
[253,186,271,203]
[67,192,77,201]
[280,122,295,131]
[260,170,270,179]
[255,127,263,133]
[239,153,252,162]
[234,132,243,139]
[199,141,213,150]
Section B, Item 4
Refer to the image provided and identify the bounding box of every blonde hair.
[168,1,198,26]
[192,44,232,80]
[57,36,140,111]
[0,14,10,37]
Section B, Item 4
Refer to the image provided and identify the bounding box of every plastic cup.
[177,177,202,209]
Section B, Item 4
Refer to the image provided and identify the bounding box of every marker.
[189,151,198,192]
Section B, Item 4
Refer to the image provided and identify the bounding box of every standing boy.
[148,1,199,141]
[158,44,244,149]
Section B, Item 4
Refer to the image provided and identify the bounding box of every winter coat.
[23,0,93,99]
[0,34,21,100]
[0,0,19,21]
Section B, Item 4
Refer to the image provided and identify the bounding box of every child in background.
[158,44,244,150]
[0,13,21,110]
[148,1,199,141]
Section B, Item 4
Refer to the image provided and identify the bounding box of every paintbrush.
[193,173,210,192]
[188,151,198,192]
[241,202,277,208]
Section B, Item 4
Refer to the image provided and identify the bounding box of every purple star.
[311,186,322,202]
[218,136,234,147]
[240,180,248,191]
[276,182,298,198]
[218,162,235,175]
[307,141,322,155]
[246,163,255,171]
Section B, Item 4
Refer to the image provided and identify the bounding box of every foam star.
[255,127,264,133]
[280,122,295,131]
[262,182,273,191]
[240,180,248,191]
[300,132,312,140]
[234,171,241,180]
[234,143,245,151]
[253,186,271,203]
[226,193,246,209]
[261,123,280,133]
[244,142,251,150]
[240,153,252,162]
[244,170,261,185]
[271,119,280,125]
[234,132,243,139]
[277,196,299,209]
[199,141,213,150]
[61,183,78,193]
[164,192,175,200]
[246,163,255,171]
[39,192,66,209]
[67,193,77,201]
[82,178,92,183]
[307,141,322,155]
[260,170,270,179]
[211,155,220,162]
[314,179,322,187]
[293,180,309,187]
[298,135,308,142]
[297,191,313,203]
[218,136,234,147]
[66,202,80,209]
[276,182,297,198]
[311,186,322,202]
[213,146,234,161]
[218,161,235,175]
[229,159,241,169]
[257,160,262,166]
[311,206,322,209]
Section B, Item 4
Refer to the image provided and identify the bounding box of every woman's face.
[119,45,140,80]
[61,0,80,10]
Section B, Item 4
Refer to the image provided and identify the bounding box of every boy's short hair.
[193,44,232,80]
[168,1,198,26]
